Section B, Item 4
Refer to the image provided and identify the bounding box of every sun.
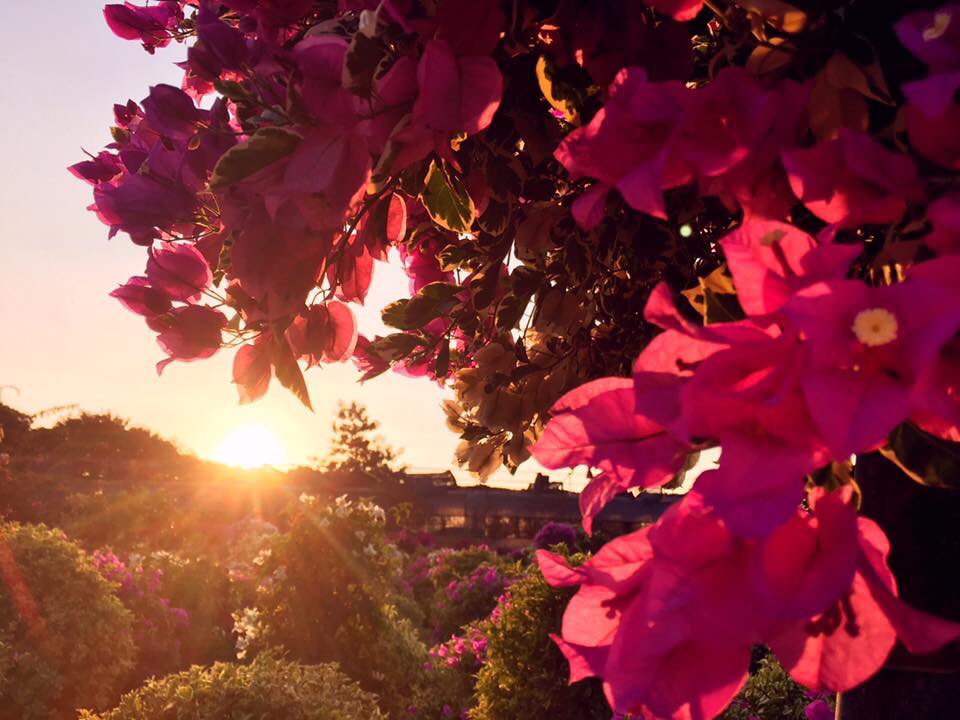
[212,424,287,469]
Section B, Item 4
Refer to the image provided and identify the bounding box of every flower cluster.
[75,1,960,718]
[533,214,960,715]
[77,0,507,403]
[92,549,190,678]
[429,626,489,670]
[532,521,579,552]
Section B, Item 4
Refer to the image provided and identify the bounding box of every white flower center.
[852,307,898,347]
[924,10,954,42]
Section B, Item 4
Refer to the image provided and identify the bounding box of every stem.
[835,691,843,720]
[704,0,727,19]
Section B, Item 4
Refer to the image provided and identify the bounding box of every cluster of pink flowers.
[429,626,489,670]
[92,550,189,665]
[443,564,505,603]
[528,7,960,717]
[75,2,960,718]
[556,65,809,227]
[75,0,506,395]
[532,217,960,716]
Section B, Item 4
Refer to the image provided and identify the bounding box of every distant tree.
[0,402,31,447]
[321,402,405,484]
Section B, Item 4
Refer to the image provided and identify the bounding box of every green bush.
[236,494,427,717]
[145,552,239,667]
[79,653,386,720]
[721,653,829,720]
[407,546,516,640]
[0,522,135,719]
[469,561,611,720]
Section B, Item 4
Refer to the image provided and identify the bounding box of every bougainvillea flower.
[646,0,703,22]
[719,220,861,316]
[92,173,196,244]
[678,68,777,179]
[754,487,859,621]
[103,2,182,53]
[696,75,808,221]
[782,130,922,228]
[532,377,688,533]
[68,151,123,185]
[784,276,960,458]
[902,257,960,439]
[141,84,202,140]
[555,68,691,225]
[283,126,371,205]
[770,510,960,692]
[924,193,960,255]
[332,247,375,304]
[232,338,272,404]
[398,229,454,295]
[541,493,757,719]
[367,56,419,154]
[895,4,960,72]
[356,193,406,261]
[154,304,226,373]
[434,0,504,57]
[146,242,213,302]
[193,1,248,74]
[414,39,503,135]
[631,282,775,438]
[904,72,960,170]
[109,276,172,317]
[294,36,357,129]
[285,301,358,366]
[228,204,332,318]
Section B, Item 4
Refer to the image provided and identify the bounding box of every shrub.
[236,494,426,717]
[532,522,579,552]
[431,562,514,641]
[91,550,189,685]
[0,522,135,719]
[79,653,386,720]
[469,562,611,720]
[407,546,517,640]
[146,552,244,667]
[721,654,833,720]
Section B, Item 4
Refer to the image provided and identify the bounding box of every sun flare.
[213,424,287,469]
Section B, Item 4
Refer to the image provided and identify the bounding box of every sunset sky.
[0,1,565,487]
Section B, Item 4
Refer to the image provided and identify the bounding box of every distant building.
[336,470,679,546]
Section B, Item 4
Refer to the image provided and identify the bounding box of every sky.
[0,0,567,488]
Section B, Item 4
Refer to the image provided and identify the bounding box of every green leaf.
[382,282,461,330]
[271,335,312,411]
[437,243,477,272]
[535,56,582,125]
[681,265,745,325]
[419,160,476,234]
[342,32,386,97]
[882,423,960,489]
[435,340,451,377]
[369,333,423,361]
[496,293,531,330]
[209,128,302,190]
[479,199,511,236]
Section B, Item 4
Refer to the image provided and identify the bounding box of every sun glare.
[212,424,287,469]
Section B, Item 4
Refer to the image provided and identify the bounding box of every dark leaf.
[210,127,301,190]
[342,32,386,98]
[882,423,960,489]
[681,265,745,325]
[419,160,476,234]
[271,334,312,411]
[435,340,451,377]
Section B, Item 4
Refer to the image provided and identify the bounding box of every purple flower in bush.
[532,521,578,552]
[805,699,834,720]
